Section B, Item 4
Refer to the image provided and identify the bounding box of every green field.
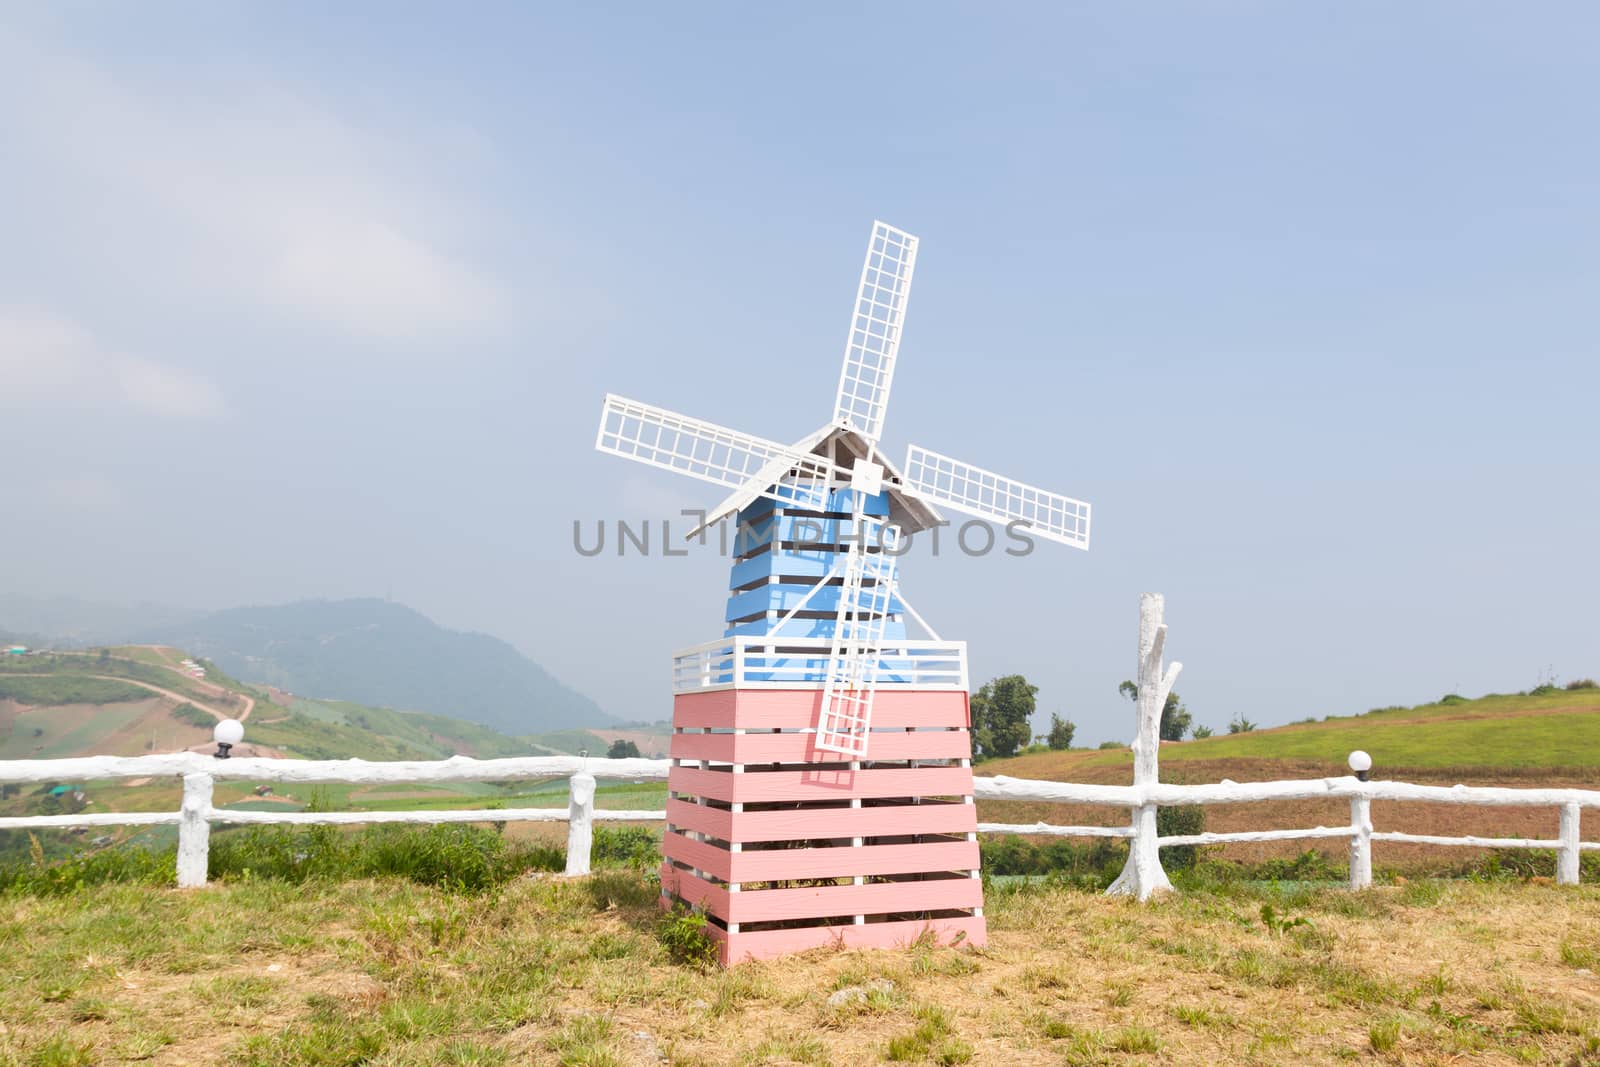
[985,687,1600,780]
[0,674,149,706]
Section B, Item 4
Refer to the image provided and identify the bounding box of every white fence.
[671,636,968,692]
[1,753,1596,890]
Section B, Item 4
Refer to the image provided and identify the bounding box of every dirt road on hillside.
[52,647,256,721]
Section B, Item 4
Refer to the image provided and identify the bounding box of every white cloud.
[0,308,225,419]
[113,354,228,420]
[272,221,503,341]
[0,29,507,344]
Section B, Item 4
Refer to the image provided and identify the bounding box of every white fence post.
[1558,802,1581,886]
[1349,795,1372,889]
[565,772,596,877]
[1107,593,1181,901]
[176,772,214,889]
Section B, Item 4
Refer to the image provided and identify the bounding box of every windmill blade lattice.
[833,222,918,443]
[902,444,1092,550]
[596,394,835,510]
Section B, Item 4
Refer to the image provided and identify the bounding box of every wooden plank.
[668,867,730,916]
[673,689,969,730]
[664,831,977,885]
[671,729,972,763]
[662,831,735,883]
[665,798,733,840]
[731,840,978,883]
[667,867,982,924]
[672,765,976,805]
[666,798,977,843]
[716,915,987,964]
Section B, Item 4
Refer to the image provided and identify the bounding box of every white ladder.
[815,517,899,758]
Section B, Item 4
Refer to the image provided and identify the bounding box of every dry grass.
[1,875,1598,1065]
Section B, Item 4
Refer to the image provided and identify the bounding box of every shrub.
[657,905,718,967]
[592,825,658,868]
[208,824,563,892]
[0,836,173,895]
[980,836,1123,885]
[1567,678,1598,690]
[1156,806,1205,870]
[1437,693,1468,705]
[1097,740,1129,750]
[1227,714,1257,734]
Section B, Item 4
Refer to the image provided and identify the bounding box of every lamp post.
[213,719,244,759]
[1348,749,1372,782]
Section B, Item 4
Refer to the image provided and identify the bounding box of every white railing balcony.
[670,635,968,693]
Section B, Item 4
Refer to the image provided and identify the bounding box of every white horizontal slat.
[212,808,664,826]
[978,822,1135,839]
[0,753,673,785]
[1157,826,1355,847]
[0,811,181,830]
[1370,832,1562,849]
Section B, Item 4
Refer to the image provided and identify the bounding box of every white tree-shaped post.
[1106,592,1182,901]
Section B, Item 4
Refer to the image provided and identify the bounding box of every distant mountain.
[0,593,200,646]
[145,599,613,734]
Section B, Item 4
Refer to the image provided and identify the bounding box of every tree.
[1119,680,1191,741]
[970,675,1037,760]
[606,739,640,759]
[1192,724,1214,739]
[1046,714,1075,750]
[1227,713,1256,734]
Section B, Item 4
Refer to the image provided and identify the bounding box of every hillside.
[974,687,1600,867]
[0,646,537,762]
[143,598,613,735]
[993,686,1600,783]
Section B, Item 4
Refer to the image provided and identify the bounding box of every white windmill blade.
[596,394,839,494]
[833,221,919,443]
[901,444,1092,550]
[683,423,840,541]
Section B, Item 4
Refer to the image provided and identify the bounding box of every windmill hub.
[594,221,1094,964]
[848,458,885,496]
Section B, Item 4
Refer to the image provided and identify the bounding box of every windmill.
[595,221,1092,962]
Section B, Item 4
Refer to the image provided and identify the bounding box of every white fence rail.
[1,754,1595,891]
[975,774,1600,889]
[0,754,668,886]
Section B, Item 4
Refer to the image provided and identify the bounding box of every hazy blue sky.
[2,4,1596,743]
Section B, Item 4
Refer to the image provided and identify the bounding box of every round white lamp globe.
[214,719,245,746]
[1348,750,1372,774]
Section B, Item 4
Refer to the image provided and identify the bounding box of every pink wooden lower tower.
[663,636,985,965]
